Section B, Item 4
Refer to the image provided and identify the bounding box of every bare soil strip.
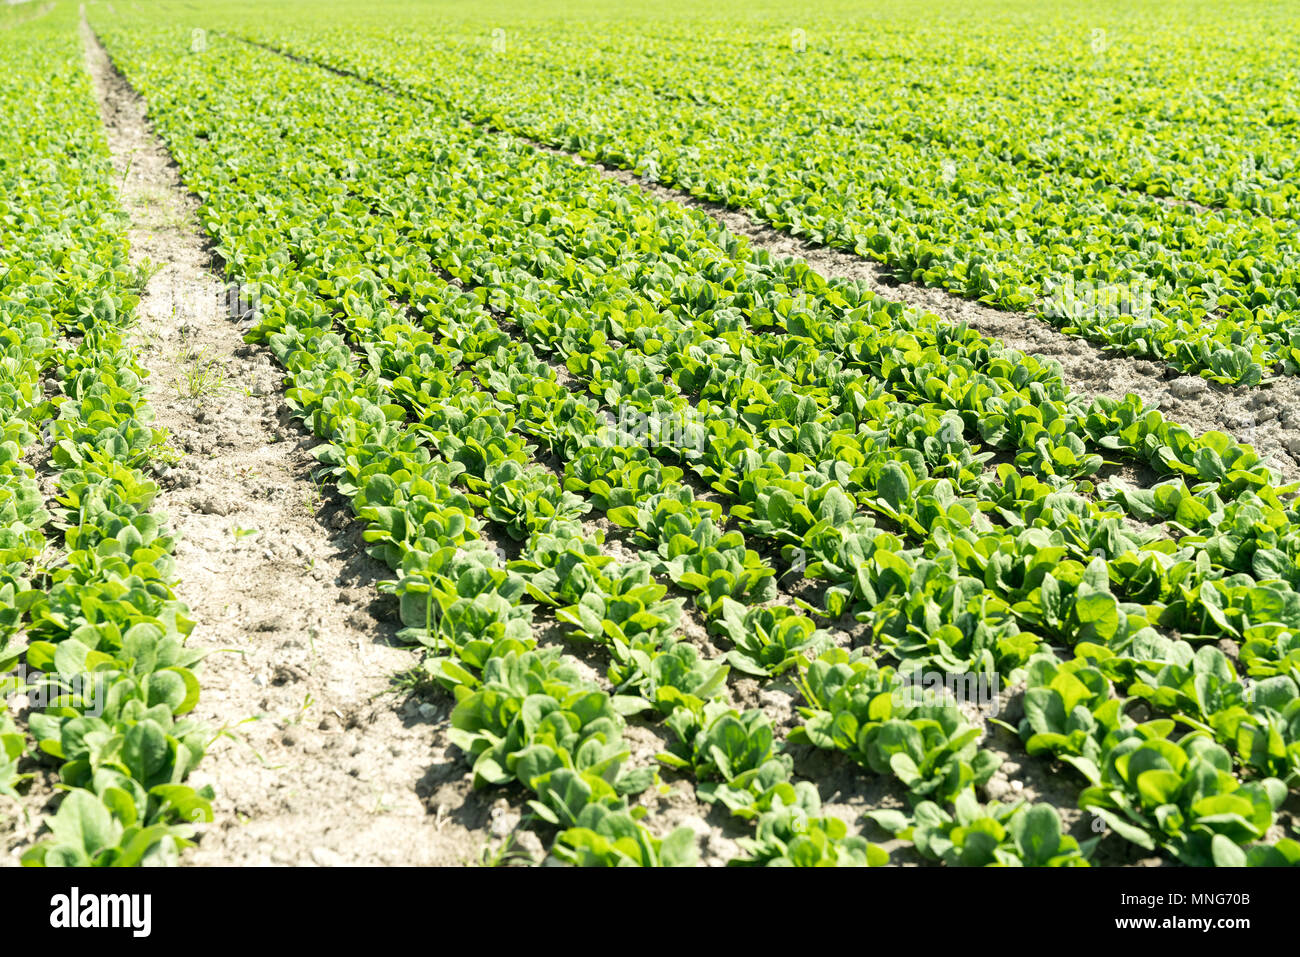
[77,22,500,867]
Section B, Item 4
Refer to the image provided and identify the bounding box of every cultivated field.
[3,0,1300,868]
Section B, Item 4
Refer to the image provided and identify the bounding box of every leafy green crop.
[1079,734,1285,865]
[552,805,698,867]
[732,783,888,867]
[869,789,1092,867]
[791,649,1000,804]
[0,3,216,869]
[72,0,1300,870]
[207,0,1300,384]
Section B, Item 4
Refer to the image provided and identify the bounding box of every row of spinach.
[0,6,213,866]
[88,11,1300,865]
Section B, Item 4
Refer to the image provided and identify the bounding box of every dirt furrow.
[79,21,501,867]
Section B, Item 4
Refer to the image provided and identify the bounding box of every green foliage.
[868,789,1093,867]
[1079,734,1285,865]
[791,650,1001,804]
[69,1,1300,872]
[732,783,888,867]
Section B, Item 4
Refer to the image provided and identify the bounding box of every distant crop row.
[86,8,1300,866]
[188,0,1300,386]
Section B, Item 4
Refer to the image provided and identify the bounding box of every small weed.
[175,347,228,403]
[131,258,163,292]
[281,692,315,729]
[473,832,535,868]
[390,664,438,700]
[301,471,330,516]
[149,429,184,468]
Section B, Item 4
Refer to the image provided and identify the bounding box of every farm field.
[2,0,1300,871]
